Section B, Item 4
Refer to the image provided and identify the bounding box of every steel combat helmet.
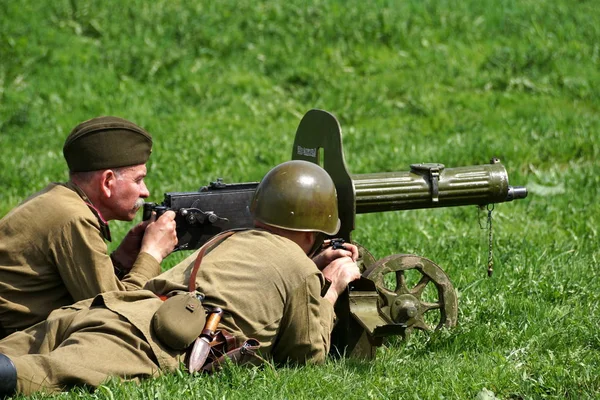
[250,160,341,235]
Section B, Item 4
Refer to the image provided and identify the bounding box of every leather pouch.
[202,338,264,373]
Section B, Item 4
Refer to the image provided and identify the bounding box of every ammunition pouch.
[152,291,206,350]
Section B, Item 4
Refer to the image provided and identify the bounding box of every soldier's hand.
[112,219,152,271]
[312,243,359,269]
[321,256,361,305]
[140,210,178,263]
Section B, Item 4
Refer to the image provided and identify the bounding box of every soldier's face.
[111,164,150,221]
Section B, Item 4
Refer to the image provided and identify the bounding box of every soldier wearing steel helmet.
[0,116,178,338]
[0,160,361,396]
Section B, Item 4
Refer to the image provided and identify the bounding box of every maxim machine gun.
[144,109,527,359]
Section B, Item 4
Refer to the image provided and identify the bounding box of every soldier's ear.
[301,231,318,256]
[99,169,117,199]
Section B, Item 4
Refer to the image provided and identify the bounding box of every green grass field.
[1,0,599,398]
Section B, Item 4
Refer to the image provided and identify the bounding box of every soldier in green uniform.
[0,160,361,396]
[0,116,178,338]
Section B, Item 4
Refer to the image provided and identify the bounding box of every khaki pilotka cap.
[63,116,153,172]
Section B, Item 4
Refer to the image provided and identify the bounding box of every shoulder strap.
[188,229,246,293]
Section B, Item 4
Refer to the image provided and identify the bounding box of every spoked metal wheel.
[362,254,457,334]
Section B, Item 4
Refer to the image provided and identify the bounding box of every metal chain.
[478,204,495,277]
[486,204,494,277]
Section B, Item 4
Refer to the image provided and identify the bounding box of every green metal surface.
[291,110,356,242]
[250,160,341,235]
[354,162,512,212]
[354,242,377,273]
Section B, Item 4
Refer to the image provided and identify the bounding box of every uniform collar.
[63,181,112,242]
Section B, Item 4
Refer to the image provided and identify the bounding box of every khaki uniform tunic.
[0,230,335,394]
[0,182,160,334]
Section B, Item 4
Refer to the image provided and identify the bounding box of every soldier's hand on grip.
[111,218,154,272]
[140,210,178,263]
[312,242,359,269]
[321,256,361,305]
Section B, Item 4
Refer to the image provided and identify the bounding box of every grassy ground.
[1,0,599,398]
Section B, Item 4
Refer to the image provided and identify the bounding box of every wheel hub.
[362,254,458,333]
[391,294,419,322]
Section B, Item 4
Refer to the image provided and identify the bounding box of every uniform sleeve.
[50,217,160,302]
[121,252,161,288]
[271,272,335,365]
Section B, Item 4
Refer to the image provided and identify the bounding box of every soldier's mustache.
[134,198,146,211]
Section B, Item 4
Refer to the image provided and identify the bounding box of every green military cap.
[63,116,153,172]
